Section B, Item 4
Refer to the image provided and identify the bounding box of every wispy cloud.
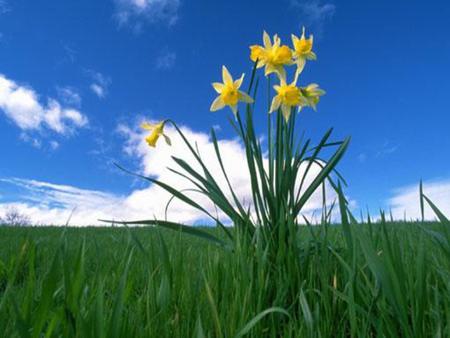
[62,44,77,64]
[290,0,335,35]
[357,153,367,163]
[0,74,88,137]
[0,1,10,40]
[388,178,450,220]
[90,84,106,98]
[376,142,398,157]
[0,123,342,225]
[49,140,60,150]
[0,1,10,14]
[114,0,181,30]
[19,133,42,149]
[155,49,176,70]
[57,86,82,107]
[86,70,111,99]
[357,140,399,163]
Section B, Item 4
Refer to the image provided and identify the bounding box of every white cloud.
[114,0,180,28]
[19,133,42,149]
[290,0,335,34]
[57,86,81,106]
[87,71,110,99]
[0,178,125,226]
[0,74,88,135]
[155,50,176,70]
[90,84,105,98]
[388,178,450,220]
[0,123,341,226]
[49,140,60,150]
[376,140,398,158]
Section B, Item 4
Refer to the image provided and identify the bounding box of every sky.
[0,0,449,225]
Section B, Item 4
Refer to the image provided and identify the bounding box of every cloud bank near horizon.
[0,123,340,226]
[388,179,450,221]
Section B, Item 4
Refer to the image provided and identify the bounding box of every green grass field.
[0,222,448,337]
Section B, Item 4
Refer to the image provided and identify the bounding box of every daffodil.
[250,31,293,78]
[270,76,306,121]
[210,66,254,116]
[300,84,325,111]
[292,27,316,74]
[141,120,171,148]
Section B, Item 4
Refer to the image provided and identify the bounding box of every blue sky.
[0,0,449,224]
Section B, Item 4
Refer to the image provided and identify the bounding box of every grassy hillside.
[0,222,448,337]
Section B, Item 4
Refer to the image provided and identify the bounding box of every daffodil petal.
[270,96,281,113]
[263,31,271,49]
[212,82,224,93]
[222,66,233,85]
[239,91,254,103]
[210,96,225,112]
[277,68,287,86]
[276,67,286,82]
[230,104,238,116]
[309,51,317,60]
[234,74,244,89]
[295,59,306,79]
[281,104,291,121]
[264,64,276,76]
[273,34,281,47]
[141,122,156,130]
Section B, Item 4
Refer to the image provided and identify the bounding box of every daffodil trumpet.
[141,120,171,148]
[270,75,305,122]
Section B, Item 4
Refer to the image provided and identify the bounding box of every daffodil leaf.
[99,219,229,249]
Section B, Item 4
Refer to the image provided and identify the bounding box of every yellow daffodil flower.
[210,66,254,116]
[270,76,306,121]
[250,45,265,63]
[250,31,293,79]
[141,120,171,148]
[292,27,317,74]
[300,84,325,111]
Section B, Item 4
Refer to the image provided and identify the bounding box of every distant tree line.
[0,207,31,226]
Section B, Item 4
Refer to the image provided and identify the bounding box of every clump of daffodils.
[142,28,324,148]
[116,26,350,264]
[112,25,358,336]
[210,27,324,122]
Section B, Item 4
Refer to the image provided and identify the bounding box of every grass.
[0,221,448,337]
